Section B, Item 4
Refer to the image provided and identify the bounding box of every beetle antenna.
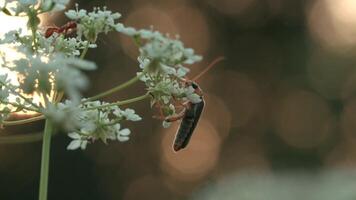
[192,56,225,81]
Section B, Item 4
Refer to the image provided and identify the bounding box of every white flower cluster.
[0,28,96,58]
[116,26,202,66]
[39,34,97,56]
[0,74,12,123]
[2,0,70,15]
[116,26,203,124]
[0,29,32,47]
[4,52,97,102]
[41,0,70,12]
[65,5,122,42]
[44,100,142,150]
[0,73,39,123]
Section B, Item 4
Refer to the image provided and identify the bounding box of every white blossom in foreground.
[49,0,70,11]
[45,100,142,150]
[0,74,12,124]
[3,52,97,103]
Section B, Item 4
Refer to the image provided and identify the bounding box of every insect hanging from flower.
[44,21,77,38]
[159,57,224,152]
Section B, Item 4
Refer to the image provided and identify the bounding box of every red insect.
[45,21,77,38]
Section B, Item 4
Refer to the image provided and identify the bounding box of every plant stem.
[38,119,53,200]
[85,73,144,102]
[85,93,150,111]
[32,27,38,52]
[80,43,89,59]
[2,115,45,126]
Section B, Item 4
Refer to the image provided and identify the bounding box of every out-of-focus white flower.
[115,24,137,36]
[9,52,96,102]
[40,0,70,12]
[52,0,69,11]
[0,74,10,100]
[0,30,20,44]
[0,74,12,124]
[115,108,142,121]
[19,0,37,6]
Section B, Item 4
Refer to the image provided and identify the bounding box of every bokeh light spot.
[160,119,221,182]
[273,90,335,149]
[308,0,356,50]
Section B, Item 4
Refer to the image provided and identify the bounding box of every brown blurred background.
[2,0,356,199]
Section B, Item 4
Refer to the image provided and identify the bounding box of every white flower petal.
[67,140,81,150]
[162,121,171,128]
[119,128,131,136]
[80,140,88,150]
[118,136,129,142]
[68,132,81,139]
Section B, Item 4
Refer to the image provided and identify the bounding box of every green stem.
[38,119,53,200]
[80,43,89,59]
[85,93,150,111]
[2,115,45,126]
[85,73,144,102]
[31,27,38,52]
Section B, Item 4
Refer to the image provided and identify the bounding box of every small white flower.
[115,124,131,142]
[138,57,150,69]
[19,0,37,6]
[67,132,88,150]
[116,25,137,36]
[65,8,87,20]
[162,120,171,128]
[120,108,142,121]
[66,6,122,42]
[0,30,20,44]
[67,139,81,150]
[52,0,69,11]
[176,66,189,77]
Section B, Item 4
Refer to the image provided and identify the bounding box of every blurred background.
[2,0,356,199]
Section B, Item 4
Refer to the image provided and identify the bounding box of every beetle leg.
[165,109,186,122]
[165,102,191,122]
